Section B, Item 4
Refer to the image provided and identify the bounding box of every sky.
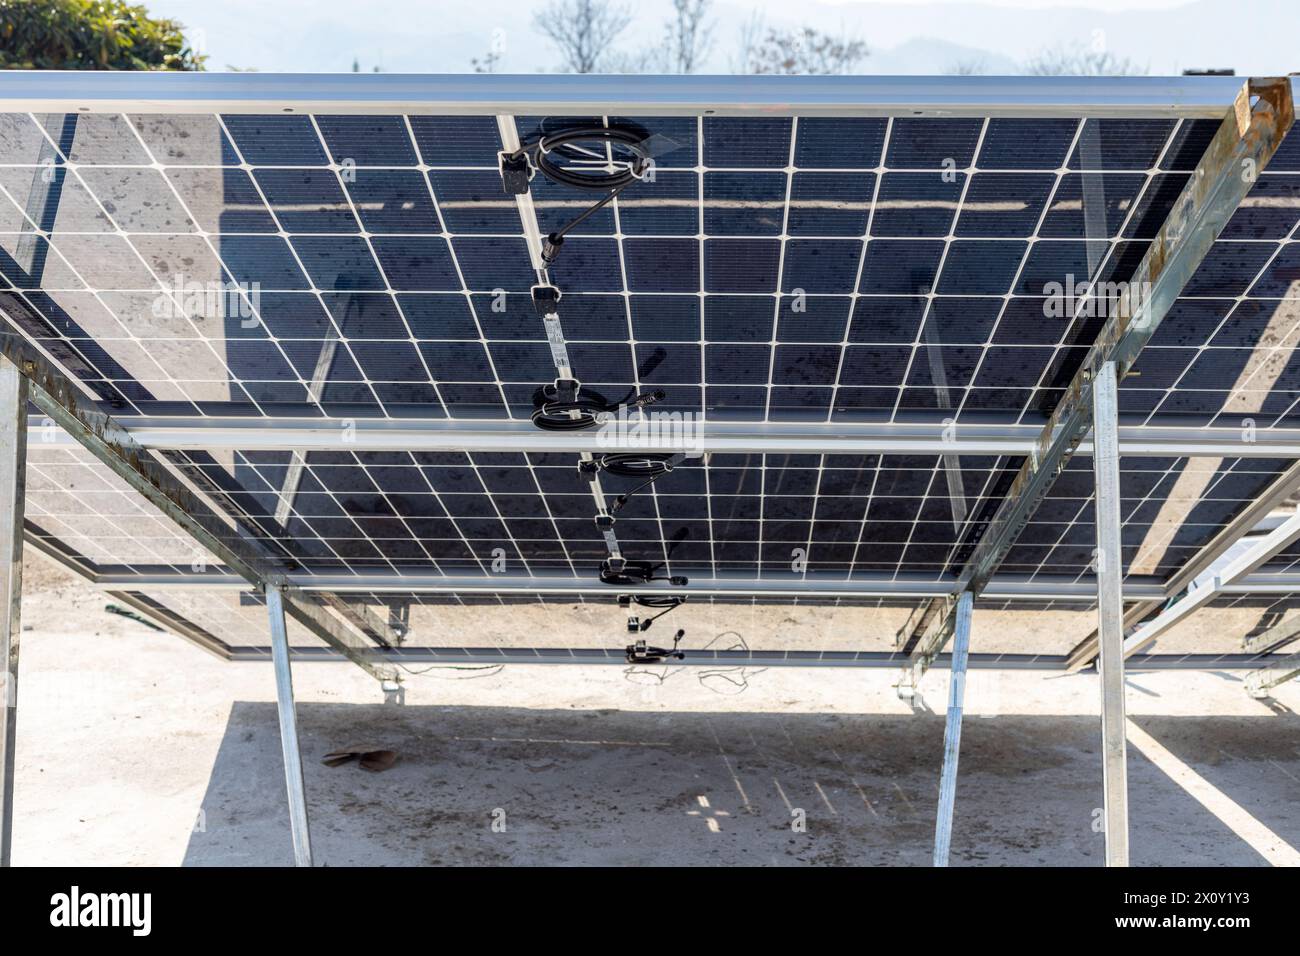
[146,0,1298,76]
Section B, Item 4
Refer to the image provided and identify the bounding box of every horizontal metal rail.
[81,569,1300,601]
[85,569,1172,601]
[221,646,1290,671]
[27,418,1300,458]
[0,72,1261,118]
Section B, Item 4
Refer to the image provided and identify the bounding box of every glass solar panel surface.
[2,91,1298,663]
[0,111,1293,428]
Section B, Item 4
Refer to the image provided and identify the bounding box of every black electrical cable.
[595,453,682,513]
[598,453,677,478]
[622,593,685,631]
[599,559,687,588]
[529,386,621,430]
[504,126,653,265]
[625,594,683,609]
[530,385,665,431]
[522,126,652,192]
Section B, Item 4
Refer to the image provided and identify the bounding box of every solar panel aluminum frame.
[0,71,1262,119]
[5,70,1300,874]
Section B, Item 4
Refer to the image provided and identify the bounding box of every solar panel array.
[2,98,1299,660]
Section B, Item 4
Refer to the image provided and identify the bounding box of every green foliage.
[0,0,205,70]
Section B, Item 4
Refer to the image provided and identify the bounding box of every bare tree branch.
[1023,42,1147,76]
[738,25,868,75]
[533,0,632,73]
[664,0,715,73]
[729,12,765,73]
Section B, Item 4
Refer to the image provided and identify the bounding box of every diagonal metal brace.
[898,593,957,690]
[901,77,1296,687]
[1245,652,1300,698]
[0,332,397,683]
[317,593,404,648]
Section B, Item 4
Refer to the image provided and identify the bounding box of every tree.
[663,0,713,73]
[737,22,868,75]
[0,0,204,70]
[1023,42,1146,76]
[602,0,715,74]
[533,0,631,73]
[471,27,507,73]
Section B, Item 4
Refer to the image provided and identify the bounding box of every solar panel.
[25,440,224,577]
[2,74,1299,666]
[5,111,1293,427]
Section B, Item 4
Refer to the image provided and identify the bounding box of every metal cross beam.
[81,567,1300,601]
[0,331,397,684]
[1116,510,1300,660]
[1064,459,1300,672]
[221,646,1280,670]
[901,77,1296,687]
[86,568,1180,601]
[1242,615,1300,657]
[0,71,1256,119]
[26,418,1300,458]
[1245,652,1300,698]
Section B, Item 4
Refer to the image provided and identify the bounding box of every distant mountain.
[857,36,1020,76]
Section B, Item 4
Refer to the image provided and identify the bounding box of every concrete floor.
[10,559,1300,866]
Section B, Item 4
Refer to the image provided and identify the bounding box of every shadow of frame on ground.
[182,704,1300,867]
